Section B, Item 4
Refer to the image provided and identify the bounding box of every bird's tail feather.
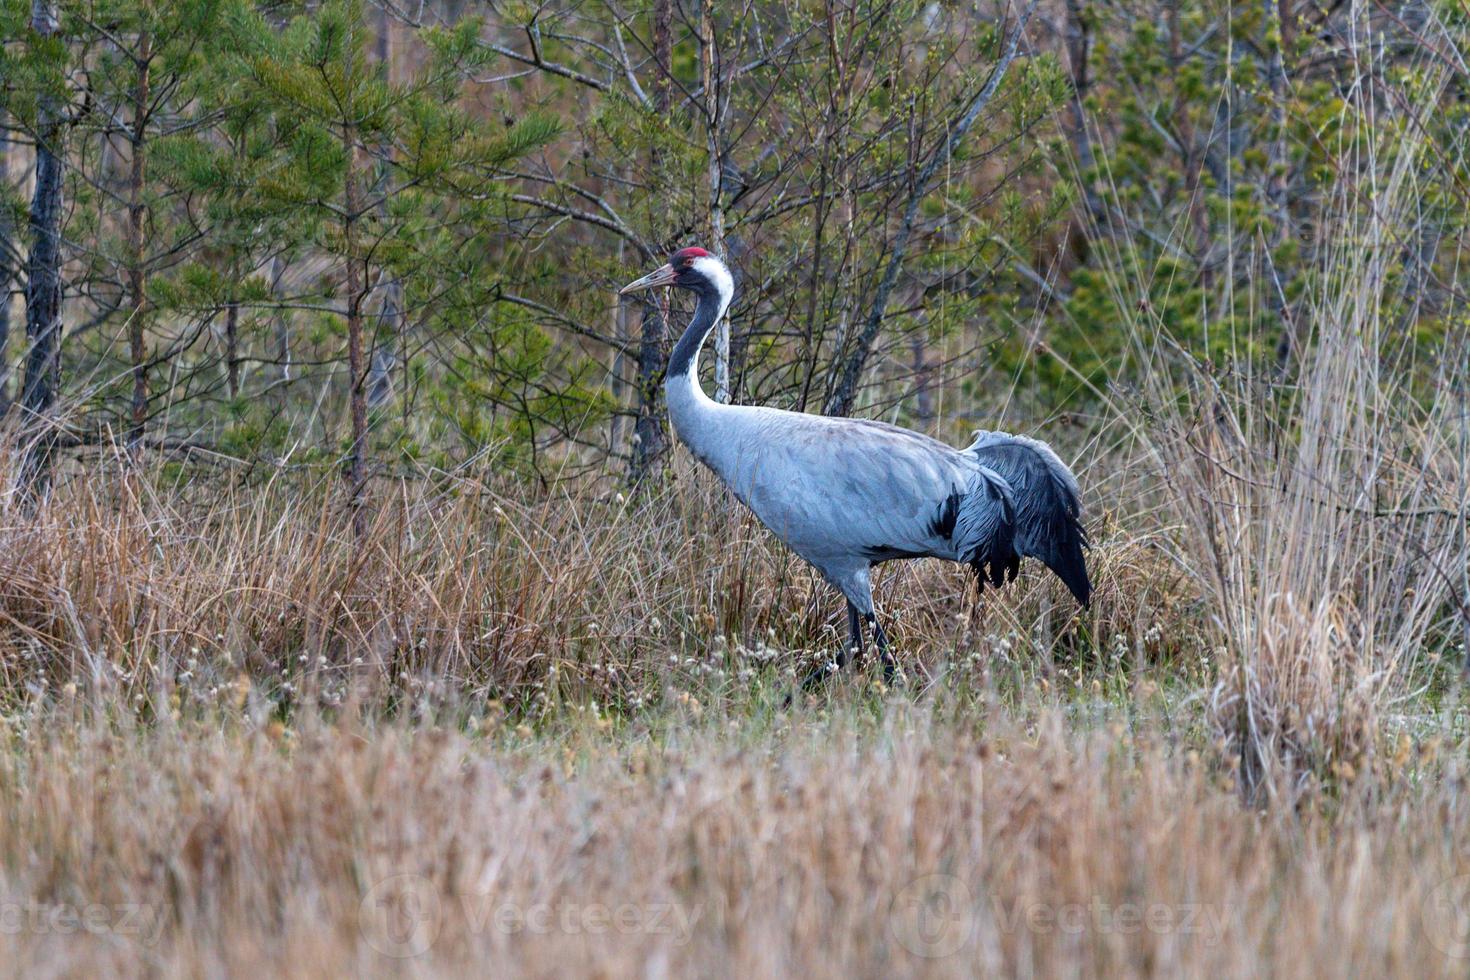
[966,431,1092,608]
[1042,518,1091,608]
[953,468,1018,592]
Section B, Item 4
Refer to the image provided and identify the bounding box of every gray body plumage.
[671,377,1090,615]
[623,250,1090,681]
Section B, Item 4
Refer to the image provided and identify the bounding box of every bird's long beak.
[619,263,677,295]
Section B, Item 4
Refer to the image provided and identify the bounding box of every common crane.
[620,247,1090,687]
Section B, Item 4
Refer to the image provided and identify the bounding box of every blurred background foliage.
[0,0,1465,489]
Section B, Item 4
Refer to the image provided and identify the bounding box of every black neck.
[666,287,724,380]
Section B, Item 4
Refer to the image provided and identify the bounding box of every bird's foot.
[782,659,843,709]
[872,654,905,691]
[801,658,842,691]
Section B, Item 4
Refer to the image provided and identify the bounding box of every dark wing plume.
[966,431,1091,607]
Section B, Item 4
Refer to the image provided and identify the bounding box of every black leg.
[790,602,864,700]
[869,613,898,684]
[846,600,864,665]
[795,658,839,698]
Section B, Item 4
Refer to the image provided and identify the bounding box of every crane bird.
[620,247,1091,686]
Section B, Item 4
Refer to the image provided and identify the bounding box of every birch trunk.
[700,1,730,404]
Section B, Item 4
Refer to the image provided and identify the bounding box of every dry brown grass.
[2,697,1469,977]
[0,448,1178,719]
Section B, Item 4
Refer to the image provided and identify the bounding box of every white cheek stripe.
[692,255,734,320]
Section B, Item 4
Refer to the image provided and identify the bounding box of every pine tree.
[74,0,239,453]
[240,0,556,532]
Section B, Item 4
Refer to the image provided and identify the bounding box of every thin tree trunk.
[368,273,398,410]
[20,0,65,494]
[824,0,1037,417]
[1062,0,1102,267]
[368,3,401,416]
[609,239,628,454]
[0,113,13,417]
[796,164,830,413]
[126,31,153,453]
[269,254,291,383]
[630,0,673,485]
[911,328,933,422]
[1265,0,1295,371]
[225,299,239,399]
[632,293,669,485]
[1459,339,1470,679]
[1166,0,1210,262]
[343,124,369,538]
[726,233,749,397]
[700,0,730,404]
